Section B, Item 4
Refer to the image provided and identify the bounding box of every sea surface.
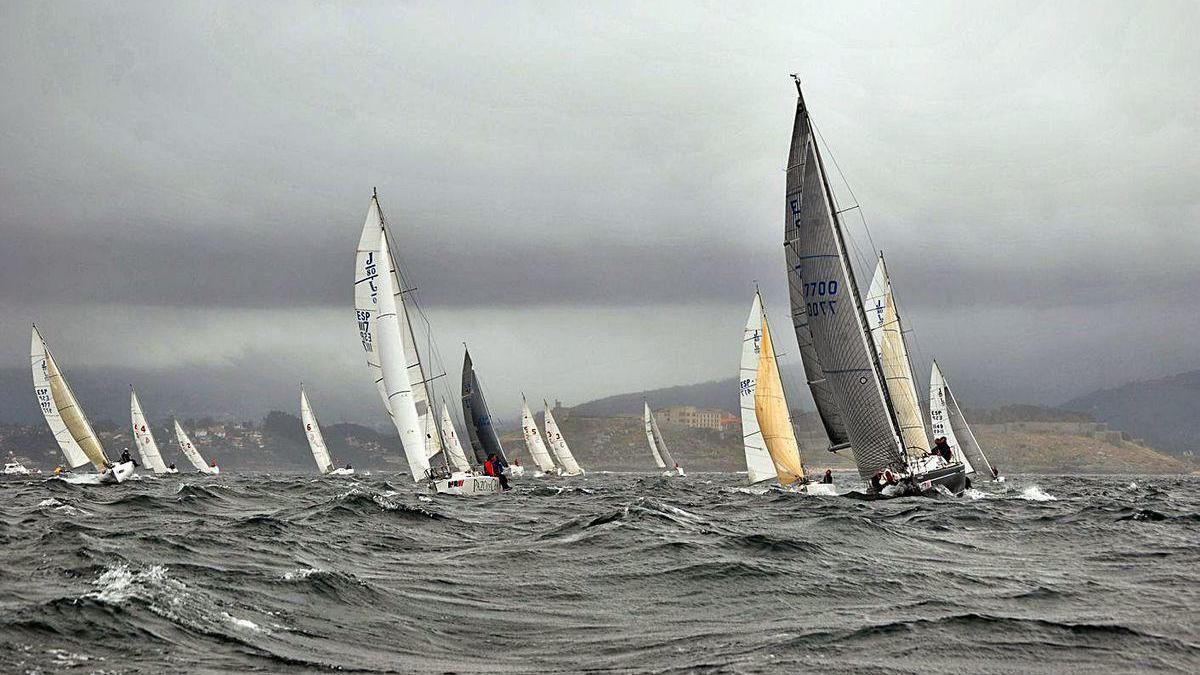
[0,472,1197,674]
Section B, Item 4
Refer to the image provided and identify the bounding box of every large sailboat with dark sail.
[784,77,967,496]
[461,346,514,474]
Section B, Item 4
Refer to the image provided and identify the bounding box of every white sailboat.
[355,191,498,495]
[643,401,683,476]
[521,397,558,475]
[130,387,171,474]
[930,361,1001,482]
[783,77,966,496]
[31,326,135,483]
[543,401,583,476]
[174,420,218,474]
[739,294,778,484]
[30,326,89,472]
[301,386,353,475]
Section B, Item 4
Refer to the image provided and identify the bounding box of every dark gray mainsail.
[784,82,850,449]
[945,385,995,478]
[786,79,907,479]
[461,348,507,465]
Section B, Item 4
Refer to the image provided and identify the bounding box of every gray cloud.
[1,0,1197,418]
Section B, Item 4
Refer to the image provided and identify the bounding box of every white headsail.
[300,386,334,474]
[130,387,169,473]
[543,402,583,475]
[438,402,472,473]
[354,194,443,460]
[521,398,557,473]
[30,327,89,468]
[174,420,215,473]
[643,402,667,468]
[740,293,777,483]
[931,361,996,479]
[375,234,432,481]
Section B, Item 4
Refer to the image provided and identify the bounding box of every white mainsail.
[521,398,557,473]
[130,387,169,473]
[353,194,443,460]
[543,402,583,475]
[438,402,472,473]
[740,293,777,483]
[375,234,432,481]
[300,386,334,474]
[643,402,667,468]
[931,361,996,479]
[174,420,215,473]
[30,327,89,468]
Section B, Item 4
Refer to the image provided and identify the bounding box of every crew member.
[932,437,953,463]
[821,469,833,484]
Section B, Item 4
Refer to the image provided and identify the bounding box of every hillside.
[1063,370,1200,459]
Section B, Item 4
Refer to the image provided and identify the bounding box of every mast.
[800,76,907,464]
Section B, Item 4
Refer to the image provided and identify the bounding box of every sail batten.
[786,82,906,480]
[30,327,89,468]
[130,388,169,474]
[300,387,334,474]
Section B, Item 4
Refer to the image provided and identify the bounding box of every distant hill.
[573,377,743,417]
[1062,370,1200,458]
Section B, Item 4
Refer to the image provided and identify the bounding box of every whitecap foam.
[962,488,989,500]
[38,498,63,507]
[222,612,264,632]
[88,564,171,603]
[281,567,322,581]
[1019,486,1057,501]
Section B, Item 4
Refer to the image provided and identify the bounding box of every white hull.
[2,462,36,476]
[802,483,839,496]
[100,461,137,484]
[327,468,356,476]
[430,473,501,496]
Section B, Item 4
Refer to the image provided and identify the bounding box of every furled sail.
[130,387,169,474]
[521,398,557,473]
[300,386,334,474]
[643,402,667,468]
[30,327,89,468]
[461,348,508,465]
[740,293,777,483]
[931,361,996,479]
[353,194,442,459]
[784,85,849,449]
[786,80,906,480]
[174,420,214,473]
[754,312,806,485]
[879,289,931,459]
[42,339,108,472]
[438,402,473,472]
[376,234,432,481]
[543,402,583,476]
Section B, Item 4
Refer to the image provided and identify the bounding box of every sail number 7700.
[802,280,838,316]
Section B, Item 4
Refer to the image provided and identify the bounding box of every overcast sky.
[2,0,1197,425]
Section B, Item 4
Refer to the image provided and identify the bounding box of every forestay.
[521,399,557,473]
[130,388,169,473]
[174,420,214,473]
[784,87,849,449]
[300,386,334,474]
[740,293,777,483]
[754,312,806,485]
[787,82,906,480]
[544,403,583,475]
[30,327,89,468]
[375,235,432,481]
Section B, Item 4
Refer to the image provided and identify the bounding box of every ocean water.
[0,472,1196,674]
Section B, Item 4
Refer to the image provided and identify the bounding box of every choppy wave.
[0,472,1197,673]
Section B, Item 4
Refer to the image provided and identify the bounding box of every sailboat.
[740,293,779,484]
[543,400,583,476]
[461,347,513,479]
[30,326,135,483]
[355,191,498,495]
[741,291,834,494]
[174,420,219,474]
[130,387,172,474]
[783,77,966,496]
[930,362,1002,483]
[301,385,353,476]
[521,396,559,476]
[643,401,683,476]
[437,399,473,473]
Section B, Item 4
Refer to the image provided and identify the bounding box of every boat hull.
[100,461,137,484]
[430,474,501,496]
[907,463,968,496]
